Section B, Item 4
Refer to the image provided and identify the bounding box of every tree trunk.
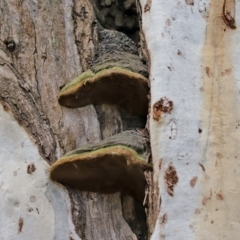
[140,0,240,239]
[2,0,237,239]
[0,0,149,239]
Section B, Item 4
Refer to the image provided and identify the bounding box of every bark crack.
[29,11,41,99]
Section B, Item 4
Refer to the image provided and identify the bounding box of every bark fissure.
[72,0,96,71]
[29,8,41,101]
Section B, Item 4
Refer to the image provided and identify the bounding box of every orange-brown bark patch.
[164,163,178,196]
[160,213,168,225]
[216,193,224,200]
[185,0,194,5]
[190,176,198,188]
[223,0,236,29]
[153,97,173,121]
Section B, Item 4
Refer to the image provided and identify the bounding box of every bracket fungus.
[58,27,149,116]
[58,66,149,116]
[50,131,152,201]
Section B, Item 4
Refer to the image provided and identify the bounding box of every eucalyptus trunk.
[1,0,238,239]
[140,0,240,239]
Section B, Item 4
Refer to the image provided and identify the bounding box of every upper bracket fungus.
[58,66,149,116]
[50,131,152,201]
[58,27,149,116]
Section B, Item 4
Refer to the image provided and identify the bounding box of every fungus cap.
[58,67,149,116]
[50,145,151,201]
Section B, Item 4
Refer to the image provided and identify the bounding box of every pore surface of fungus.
[58,66,149,116]
[50,131,151,201]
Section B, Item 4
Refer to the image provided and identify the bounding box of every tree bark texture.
[0,0,150,239]
[140,0,240,239]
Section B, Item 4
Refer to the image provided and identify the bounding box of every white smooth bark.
[140,0,240,239]
[0,104,80,240]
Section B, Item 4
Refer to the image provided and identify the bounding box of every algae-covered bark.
[66,130,150,158]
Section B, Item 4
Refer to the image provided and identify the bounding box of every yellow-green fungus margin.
[58,66,149,116]
[50,145,151,201]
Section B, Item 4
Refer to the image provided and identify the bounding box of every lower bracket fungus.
[50,131,152,201]
[58,66,149,116]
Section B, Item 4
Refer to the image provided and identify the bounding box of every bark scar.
[160,213,168,225]
[18,217,24,233]
[164,163,178,196]
[223,0,236,29]
[185,0,194,5]
[144,0,152,12]
[153,97,173,121]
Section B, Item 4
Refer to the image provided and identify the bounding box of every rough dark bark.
[0,47,56,162]
[0,0,151,239]
[90,0,140,42]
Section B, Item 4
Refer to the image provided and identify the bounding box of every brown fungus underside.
[58,67,149,116]
[50,146,151,202]
[50,131,151,202]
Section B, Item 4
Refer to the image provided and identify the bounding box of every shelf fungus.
[58,66,149,116]
[50,131,152,201]
[58,27,149,116]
